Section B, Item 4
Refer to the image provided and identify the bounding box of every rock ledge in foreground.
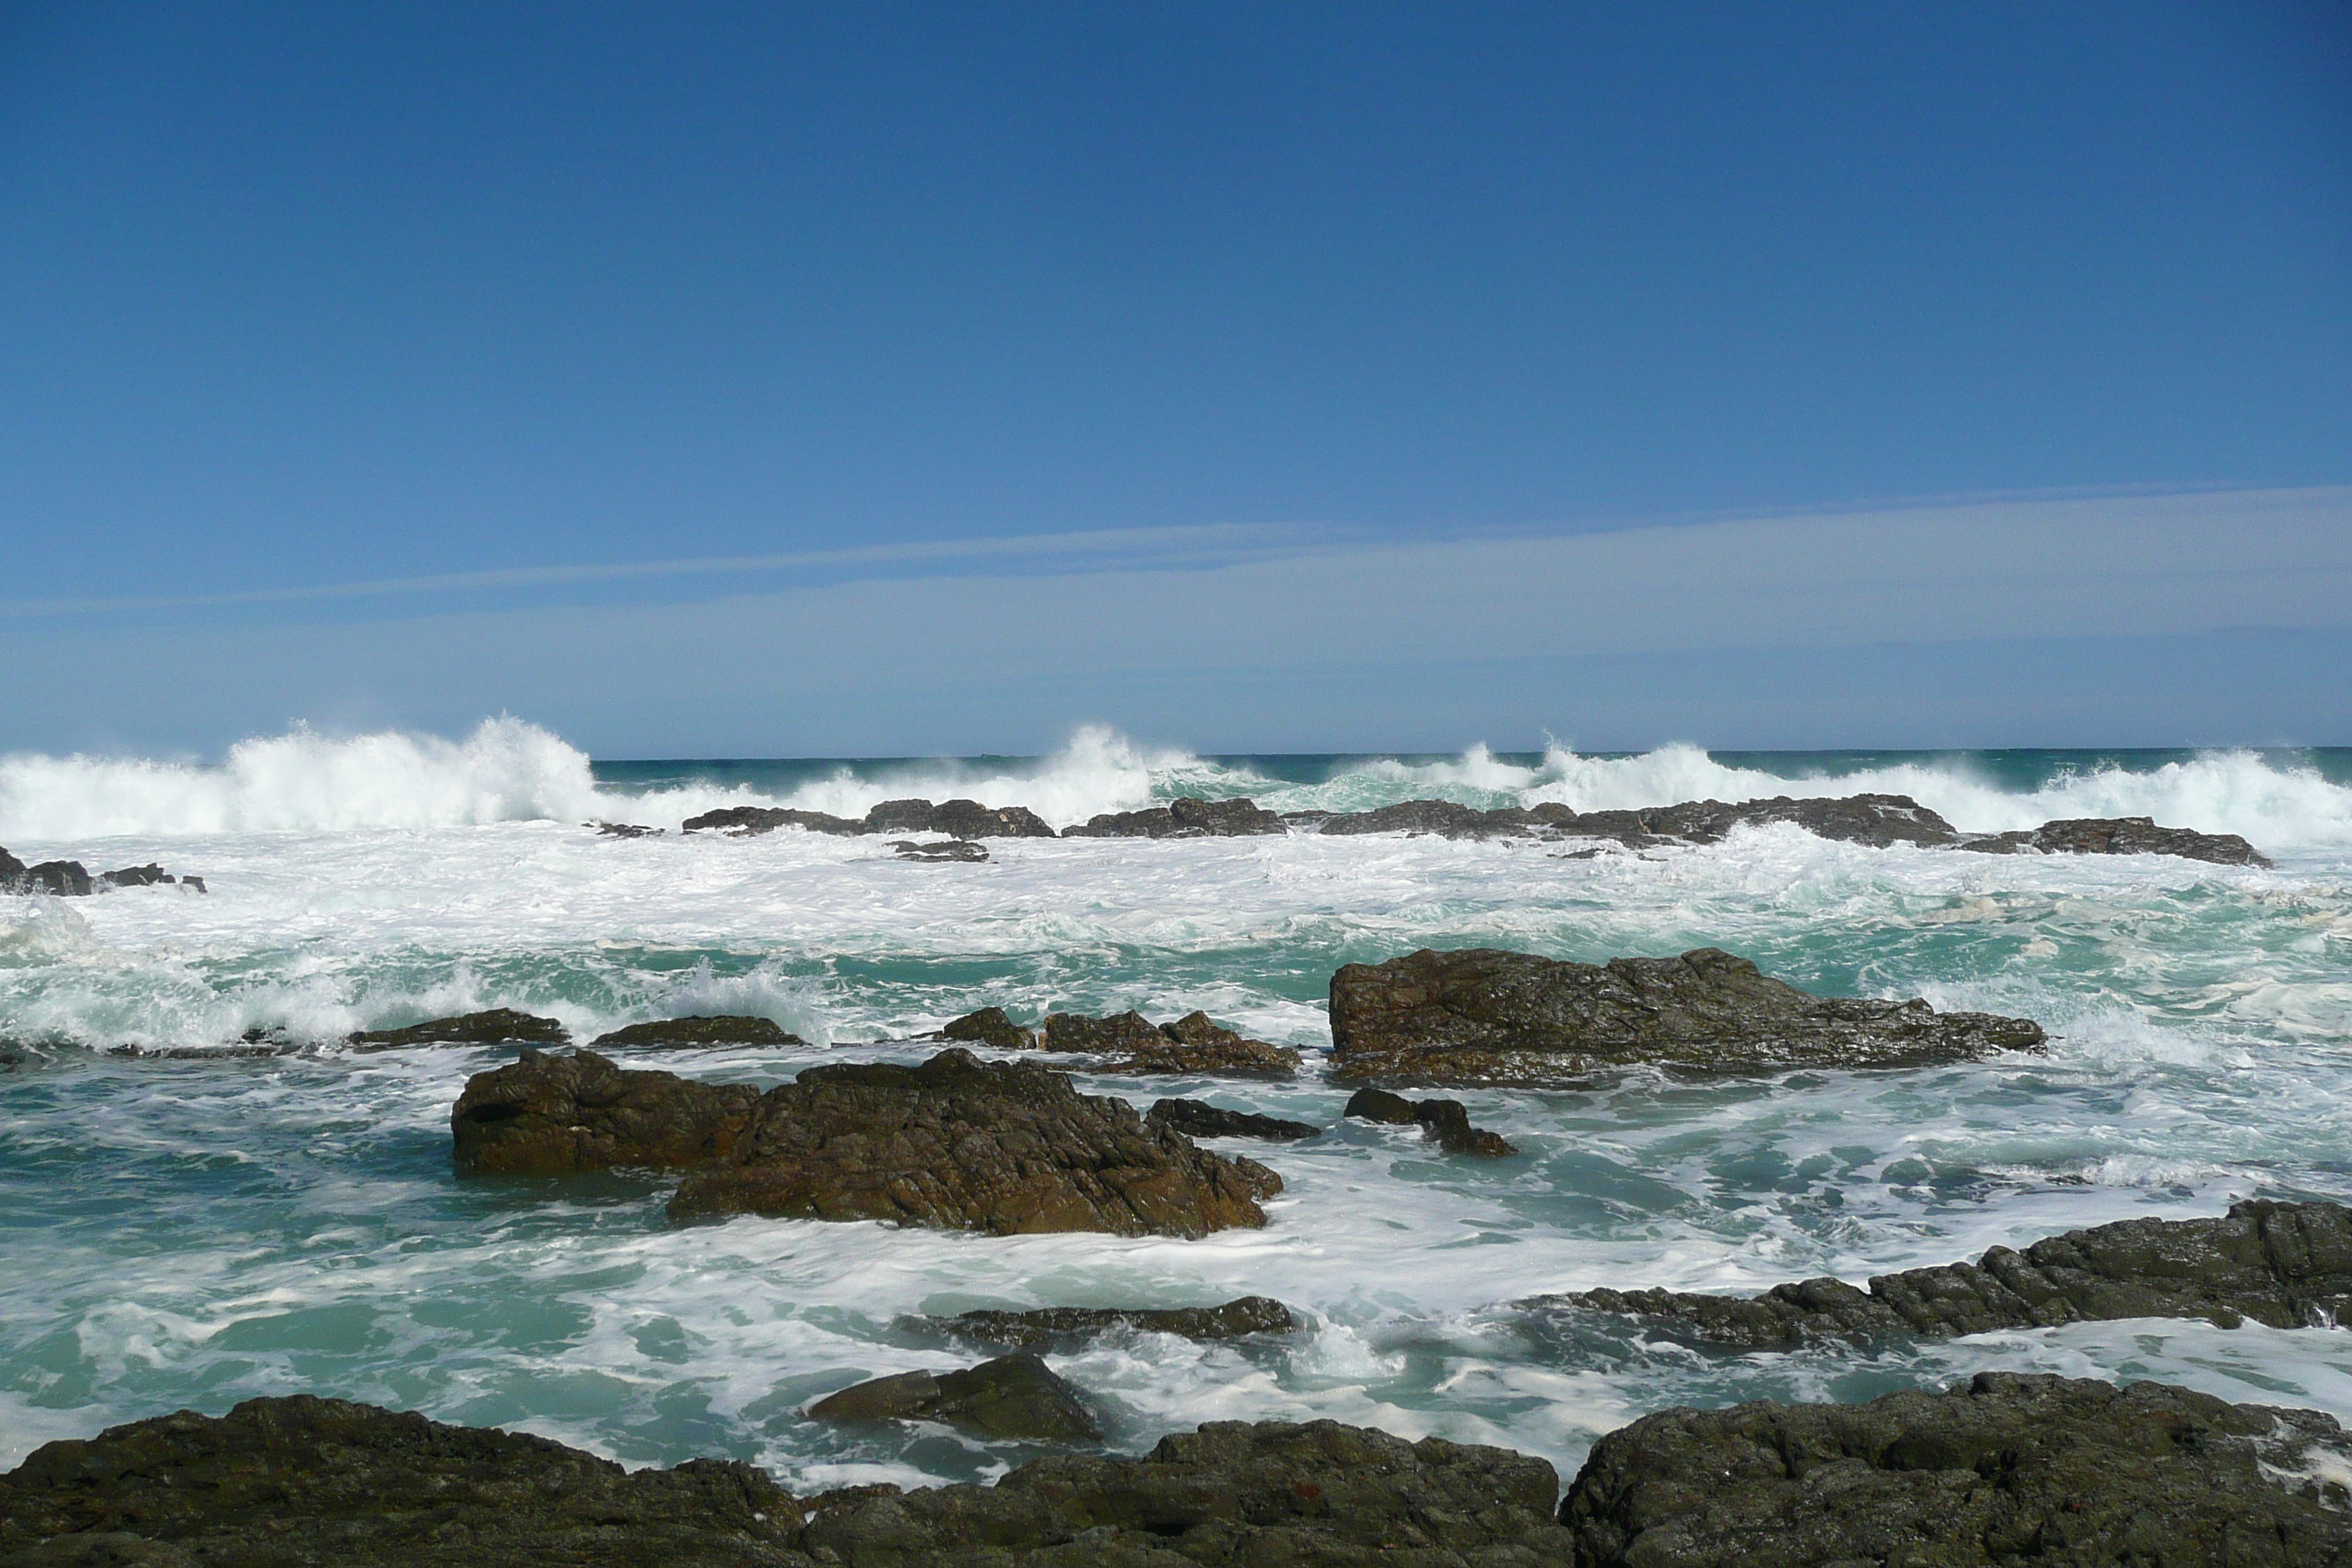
[1562,1371,2352,1567]
[1330,946,2045,1082]
[1539,1196,2352,1346]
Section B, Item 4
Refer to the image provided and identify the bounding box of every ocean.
[4,720,2351,1493]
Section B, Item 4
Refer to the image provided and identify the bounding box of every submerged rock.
[450,1049,763,1175]
[1342,1087,1517,1156]
[1063,796,1287,837]
[587,1015,806,1049]
[589,821,664,837]
[1961,814,2272,867]
[807,1352,1100,1443]
[666,1047,1280,1237]
[1330,946,2046,1082]
[350,1008,570,1050]
[1539,1197,2352,1346]
[1561,1372,2352,1567]
[1041,1009,1300,1077]
[937,1006,1036,1050]
[0,1398,1572,1567]
[889,837,989,862]
[1147,1098,1322,1141]
[917,1295,1300,1350]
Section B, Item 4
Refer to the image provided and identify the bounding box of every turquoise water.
[4,726,2351,1487]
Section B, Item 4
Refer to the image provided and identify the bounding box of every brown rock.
[938,1006,1036,1050]
[807,1352,1100,1443]
[921,1295,1300,1350]
[1343,1088,1516,1156]
[350,1009,570,1050]
[450,1049,761,1175]
[587,1016,806,1049]
[1041,1009,1300,1077]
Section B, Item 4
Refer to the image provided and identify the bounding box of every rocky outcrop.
[1147,1098,1322,1141]
[1041,1009,1300,1077]
[0,1398,1573,1567]
[680,804,863,835]
[1,849,203,897]
[916,1296,1299,1350]
[587,1015,806,1049]
[938,1006,1036,1050]
[350,1008,570,1050]
[1330,946,2046,1083]
[1539,1197,2352,1347]
[865,798,1057,838]
[1063,796,1286,837]
[807,1352,1101,1443]
[1961,815,2272,867]
[450,1049,763,1175]
[666,1047,1281,1237]
[1313,792,1962,848]
[591,821,664,837]
[891,837,988,862]
[1343,1087,1517,1156]
[1561,1372,2352,1567]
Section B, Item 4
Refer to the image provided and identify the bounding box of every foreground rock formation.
[1330,946,2046,1082]
[0,1398,1572,1567]
[663,1047,1281,1236]
[807,1352,1101,1442]
[1,846,205,897]
[451,1048,763,1175]
[916,1295,1299,1350]
[1041,1009,1301,1076]
[1343,1087,1518,1156]
[1561,1371,2352,1567]
[351,1008,570,1049]
[1542,1197,2352,1346]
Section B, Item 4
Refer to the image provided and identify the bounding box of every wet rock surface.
[1063,795,1287,837]
[681,804,863,835]
[451,1048,763,1175]
[1961,814,2272,867]
[1041,1009,1301,1077]
[587,1015,807,1049]
[666,1047,1281,1237]
[350,1007,570,1050]
[938,1005,1038,1050]
[591,821,664,837]
[1330,946,2046,1083]
[0,1398,1573,1567]
[865,797,1057,838]
[1147,1098,1322,1140]
[916,1295,1300,1350]
[1343,1088,1517,1156]
[807,1352,1101,1443]
[1541,1198,2352,1346]
[1561,1371,2352,1567]
[890,837,989,862]
[2,849,203,897]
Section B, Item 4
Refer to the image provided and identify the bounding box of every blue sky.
[1,2,2347,755]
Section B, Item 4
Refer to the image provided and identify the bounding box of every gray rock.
[918,1295,1300,1350]
[1538,1197,2352,1346]
[679,804,864,835]
[1961,814,2272,867]
[889,837,989,862]
[1063,796,1287,837]
[1561,1372,2352,1567]
[865,798,1057,838]
[587,1016,806,1049]
[666,1047,1281,1237]
[451,1048,764,1175]
[807,1352,1101,1443]
[1330,946,2046,1083]
[1147,1098,1322,1140]
[349,1008,569,1050]
[1342,1087,1517,1156]
[938,1006,1037,1050]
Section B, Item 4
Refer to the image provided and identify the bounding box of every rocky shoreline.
[7,1371,2348,1566]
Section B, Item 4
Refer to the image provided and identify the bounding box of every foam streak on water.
[2,723,2351,1483]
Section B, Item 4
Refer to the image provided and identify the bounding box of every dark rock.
[349,1008,570,1050]
[1561,1372,2352,1567]
[938,1006,1036,1050]
[1343,1088,1517,1156]
[13,860,94,897]
[1147,1098,1322,1140]
[178,877,206,894]
[450,1049,763,1175]
[0,1393,806,1567]
[1317,799,1524,838]
[590,821,664,837]
[97,864,173,888]
[679,805,863,835]
[1330,946,2046,1082]
[889,837,989,862]
[863,798,1056,838]
[0,1398,1572,1567]
[588,1016,806,1049]
[1961,815,2273,867]
[1063,796,1287,837]
[1539,1197,2352,1347]
[920,1296,1300,1350]
[0,846,21,884]
[807,1352,1100,1444]
[1041,1009,1300,1077]
[666,1047,1280,1237]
